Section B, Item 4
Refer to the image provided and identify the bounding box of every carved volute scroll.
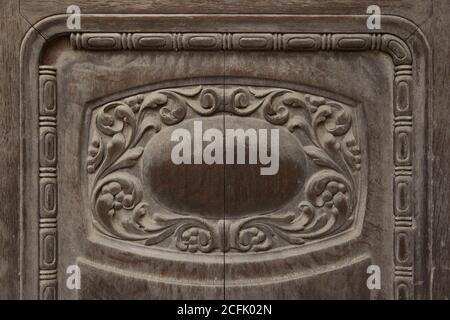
[86,83,364,253]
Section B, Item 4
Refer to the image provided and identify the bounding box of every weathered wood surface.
[0,0,30,299]
[20,0,433,26]
[0,0,448,299]
[419,0,450,300]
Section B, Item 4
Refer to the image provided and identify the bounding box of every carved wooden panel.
[20,14,430,299]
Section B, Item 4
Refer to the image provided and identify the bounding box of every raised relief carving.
[18,11,425,299]
[74,31,416,297]
[38,66,58,300]
[71,32,412,65]
[393,65,414,299]
[87,84,363,253]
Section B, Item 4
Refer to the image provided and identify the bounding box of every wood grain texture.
[20,0,433,26]
[419,0,450,300]
[0,0,448,299]
[0,0,31,299]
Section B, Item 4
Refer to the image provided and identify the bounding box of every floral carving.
[228,91,362,251]
[87,84,362,253]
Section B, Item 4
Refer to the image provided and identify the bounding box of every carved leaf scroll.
[87,84,362,253]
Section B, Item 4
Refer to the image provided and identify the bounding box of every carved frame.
[20,14,430,300]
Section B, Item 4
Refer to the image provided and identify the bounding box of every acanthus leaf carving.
[87,84,362,253]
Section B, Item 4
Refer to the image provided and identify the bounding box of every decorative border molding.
[38,66,58,300]
[70,32,412,66]
[393,64,414,299]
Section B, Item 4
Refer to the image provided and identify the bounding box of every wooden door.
[2,1,447,300]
